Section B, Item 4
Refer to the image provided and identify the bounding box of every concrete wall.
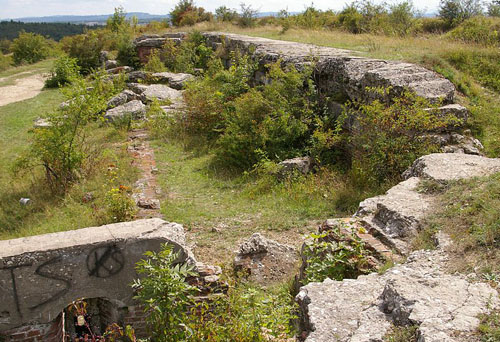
[0,219,192,338]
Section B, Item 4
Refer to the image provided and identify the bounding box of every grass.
[421,173,500,278]
[153,138,376,265]
[0,69,138,239]
[478,310,500,342]
[383,325,419,342]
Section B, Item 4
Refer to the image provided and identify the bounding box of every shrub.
[388,0,418,36]
[162,31,213,73]
[103,169,136,223]
[169,0,212,27]
[215,5,239,22]
[45,55,80,88]
[182,53,255,138]
[488,1,500,16]
[62,31,104,74]
[419,17,450,33]
[106,6,129,33]
[302,227,372,284]
[439,0,484,27]
[133,244,198,341]
[11,31,50,65]
[143,50,166,72]
[216,62,316,169]
[116,35,141,69]
[448,16,500,45]
[0,52,11,71]
[15,72,119,192]
[187,284,297,341]
[338,88,461,185]
[0,39,11,54]
[238,3,258,28]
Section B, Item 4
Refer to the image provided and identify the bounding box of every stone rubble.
[234,233,299,285]
[298,152,500,341]
[104,100,146,122]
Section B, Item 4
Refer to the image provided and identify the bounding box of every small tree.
[11,31,50,65]
[62,31,104,74]
[106,6,129,33]
[0,39,11,54]
[238,3,258,27]
[439,0,484,26]
[215,5,239,22]
[488,0,500,16]
[133,244,198,341]
[169,0,212,27]
[44,55,80,88]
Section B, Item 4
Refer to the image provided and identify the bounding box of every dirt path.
[0,74,46,107]
[128,129,163,219]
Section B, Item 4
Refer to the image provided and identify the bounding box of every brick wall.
[123,304,148,338]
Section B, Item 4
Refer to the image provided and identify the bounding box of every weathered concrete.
[202,32,456,104]
[297,248,499,342]
[104,100,146,122]
[403,153,500,182]
[0,219,193,331]
[234,233,298,285]
[140,84,183,103]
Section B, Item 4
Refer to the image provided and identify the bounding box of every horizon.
[0,0,441,21]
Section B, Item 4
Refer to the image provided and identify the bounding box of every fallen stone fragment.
[33,118,52,128]
[234,233,298,285]
[105,60,118,70]
[151,72,195,90]
[278,156,313,178]
[140,84,183,103]
[106,92,128,109]
[127,82,149,95]
[104,100,146,122]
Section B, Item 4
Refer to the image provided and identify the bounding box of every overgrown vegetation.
[44,55,80,88]
[11,31,51,65]
[302,227,373,284]
[133,244,297,341]
[383,325,419,342]
[422,173,500,276]
[478,310,500,342]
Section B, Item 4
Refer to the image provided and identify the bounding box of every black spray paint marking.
[86,245,124,278]
[0,263,32,317]
[29,256,71,311]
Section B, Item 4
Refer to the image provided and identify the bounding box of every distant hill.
[6,12,169,25]
[0,21,97,41]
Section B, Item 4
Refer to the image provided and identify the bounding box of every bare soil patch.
[0,73,46,107]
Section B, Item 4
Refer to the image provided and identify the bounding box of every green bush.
[116,35,140,69]
[143,49,166,72]
[448,17,500,45]
[216,62,316,169]
[302,227,372,284]
[215,5,239,22]
[388,0,418,36]
[182,53,255,138]
[439,0,484,27]
[0,52,11,71]
[15,72,120,192]
[238,3,258,28]
[133,244,198,341]
[62,31,104,74]
[0,39,11,54]
[162,31,213,73]
[44,55,80,88]
[169,0,212,27]
[11,31,50,65]
[338,88,460,185]
[187,284,297,341]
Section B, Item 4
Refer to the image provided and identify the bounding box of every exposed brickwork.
[123,304,148,338]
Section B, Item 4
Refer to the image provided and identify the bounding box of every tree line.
[0,21,96,41]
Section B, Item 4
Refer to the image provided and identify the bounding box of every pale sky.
[0,0,441,20]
